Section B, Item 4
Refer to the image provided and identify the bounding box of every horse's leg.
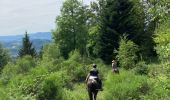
[94,91,98,100]
[88,91,93,100]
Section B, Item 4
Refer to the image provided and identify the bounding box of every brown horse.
[87,78,99,100]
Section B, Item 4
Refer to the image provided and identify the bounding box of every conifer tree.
[18,31,37,57]
[97,0,145,63]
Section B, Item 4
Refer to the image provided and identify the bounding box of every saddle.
[88,76,98,84]
[88,76,102,91]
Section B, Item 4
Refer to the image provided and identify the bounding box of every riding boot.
[98,79,103,91]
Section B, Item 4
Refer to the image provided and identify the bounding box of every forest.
[0,0,169,99]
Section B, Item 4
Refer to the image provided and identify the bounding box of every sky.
[0,0,94,36]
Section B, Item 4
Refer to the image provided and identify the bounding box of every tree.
[18,31,37,57]
[141,0,170,58]
[154,17,170,62]
[86,1,102,57]
[97,0,145,63]
[144,0,170,26]
[0,44,10,70]
[116,35,139,69]
[53,0,88,58]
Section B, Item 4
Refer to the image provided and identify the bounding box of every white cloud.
[0,0,94,36]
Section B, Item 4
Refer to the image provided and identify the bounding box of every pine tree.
[18,31,37,57]
[97,0,145,63]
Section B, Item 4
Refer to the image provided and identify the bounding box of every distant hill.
[0,32,52,42]
[0,32,52,57]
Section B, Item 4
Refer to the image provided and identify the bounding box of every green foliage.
[154,17,170,62]
[97,0,145,63]
[0,62,16,85]
[134,61,149,75]
[86,25,100,57]
[148,63,167,78]
[147,0,170,23]
[143,74,170,99]
[62,50,89,82]
[18,32,37,57]
[144,62,170,99]
[103,70,149,100]
[0,43,10,70]
[1,66,66,99]
[116,35,139,69]
[41,43,64,72]
[53,0,88,58]
[37,72,63,100]
[63,84,88,100]
[0,1,169,99]
[15,55,36,74]
[0,55,36,85]
[42,43,61,61]
[17,68,48,96]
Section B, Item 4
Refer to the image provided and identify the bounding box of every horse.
[112,68,119,74]
[87,78,100,100]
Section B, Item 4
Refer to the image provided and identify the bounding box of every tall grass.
[103,70,149,100]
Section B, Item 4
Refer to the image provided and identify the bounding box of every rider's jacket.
[89,68,98,79]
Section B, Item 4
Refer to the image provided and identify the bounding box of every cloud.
[0,0,94,36]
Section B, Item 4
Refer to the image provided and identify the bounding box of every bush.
[0,44,10,70]
[0,63,17,85]
[41,43,64,72]
[61,50,90,82]
[37,72,64,100]
[62,62,87,82]
[142,75,170,99]
[42,43,62,62]
[63,84,88,100]
[148,63,167,78]
[5,70,66,100]
[103,70,149,100]
[15,55,36,74]
[116,35,139,69]
[135,61,149,75]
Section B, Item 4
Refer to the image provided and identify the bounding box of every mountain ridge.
[0,32,52,57]
[0,32,52,42]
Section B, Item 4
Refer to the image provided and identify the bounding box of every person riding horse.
[85,64,102,89]
[112,60,119,73]
[85,64,102,100]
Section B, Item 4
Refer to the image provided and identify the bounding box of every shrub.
[15,55,36,74]
[62,50,89,82]
[103,70,149,100]
[6,71,66,100]
[0,63,17,85]
[0,44,10,70]
[62,59,88,82]
[116,35,139,69]
[63,84,88,100]
[42,43,62,62]
[41,43,64,72]
[142,74,170,99]
[37,72,63,100]
[148,63,167,78]
[135,61,149,75]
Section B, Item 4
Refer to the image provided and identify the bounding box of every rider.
[112,59,119,73]
[85,64,102,90]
